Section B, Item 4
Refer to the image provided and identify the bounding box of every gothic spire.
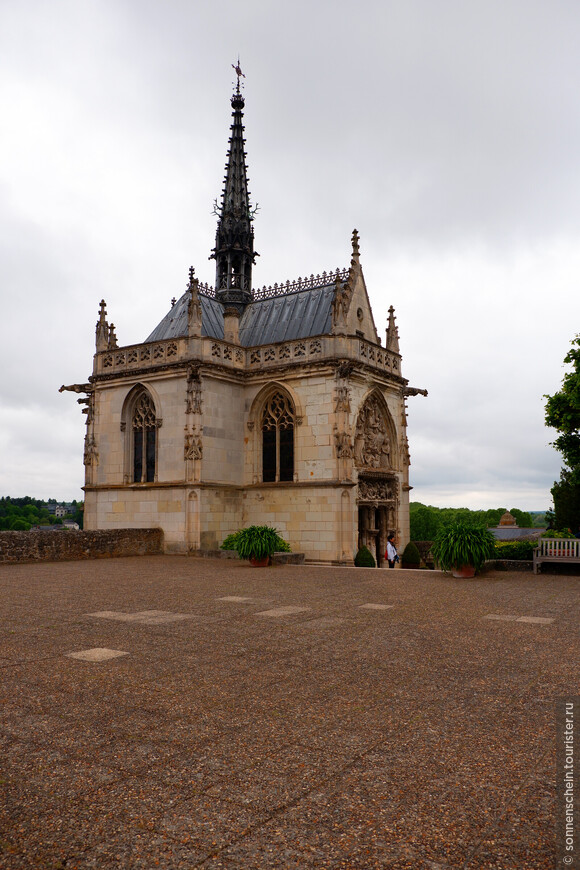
[211,63,258,309]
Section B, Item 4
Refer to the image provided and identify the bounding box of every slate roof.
[145,293,225,342]
[145,283,337,347]
[489,527,542,540]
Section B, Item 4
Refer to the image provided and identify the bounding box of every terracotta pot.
[249,556,270,567]
[452,564,476,578]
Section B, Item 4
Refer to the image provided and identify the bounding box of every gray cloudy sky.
[1,0,578,509]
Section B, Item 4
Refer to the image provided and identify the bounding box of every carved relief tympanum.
[354,395,393,470]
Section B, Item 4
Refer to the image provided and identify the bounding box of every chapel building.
[62,76,427,565]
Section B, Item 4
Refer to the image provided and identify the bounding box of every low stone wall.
[0,529,164,564]
[191,549,306,565]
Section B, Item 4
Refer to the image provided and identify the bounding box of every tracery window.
[132,392,157,483]
[261,391,295,482]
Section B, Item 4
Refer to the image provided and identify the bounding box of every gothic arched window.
[261,391,295,482]
[132,392,157,483]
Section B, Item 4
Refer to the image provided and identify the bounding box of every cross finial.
[351,229,360,258]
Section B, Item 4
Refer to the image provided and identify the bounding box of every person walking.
[385,534,398,568]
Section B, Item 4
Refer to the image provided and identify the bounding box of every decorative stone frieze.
[357,477,396,503]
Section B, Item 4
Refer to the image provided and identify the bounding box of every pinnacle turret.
[210,64,258,309]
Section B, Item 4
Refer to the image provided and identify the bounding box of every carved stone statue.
[332,277,350,328]
[83,435,98,466]
[185,364,202,415]
[187,268,202,337]
[334,429,353,458]
[335,385,351,414]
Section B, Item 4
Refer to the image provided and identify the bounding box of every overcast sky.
[1,0,578,509]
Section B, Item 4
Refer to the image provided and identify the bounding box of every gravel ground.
[0,556,577,869]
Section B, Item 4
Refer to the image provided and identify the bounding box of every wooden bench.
[533,538,580,574]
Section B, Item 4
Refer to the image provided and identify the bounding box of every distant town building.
[490,511,541,541]
[45,503,75,517]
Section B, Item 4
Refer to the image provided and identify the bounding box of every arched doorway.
[357,475,398,566]
[354,393,399,566]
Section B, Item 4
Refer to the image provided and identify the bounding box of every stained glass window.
[261,392,295,482]
[132,392,157,483]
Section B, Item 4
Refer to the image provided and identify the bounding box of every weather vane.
[232,57,245,92]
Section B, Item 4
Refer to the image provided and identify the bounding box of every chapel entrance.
[357,474,398,568]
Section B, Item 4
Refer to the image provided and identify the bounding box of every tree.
[484,508,504,527]
[410,504,441,540]
[9,518,31,531]
[545,334,580,531]
[509,508,533,528]
[550,470,580,533]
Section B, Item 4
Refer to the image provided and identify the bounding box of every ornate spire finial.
[232,57,245,93]
[108,323,118,349]
[188,266,195,286]
[95,299,109,352]
[386,305,400,353]
[351,229,360,258]
[211,69,257,309]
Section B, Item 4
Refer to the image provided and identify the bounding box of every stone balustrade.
[93,334,401,378]
[94,338,189,375]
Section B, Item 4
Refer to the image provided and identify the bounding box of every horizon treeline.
[0,496,83,531]
[410,503,544,541]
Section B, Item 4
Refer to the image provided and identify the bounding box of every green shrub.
[493,541,536,560]
[431,523,496,572]
[413,541,435,567]
[401,541,421,566]
[354,545,376,567]
[220,532,241,550]
[541,529,575,539]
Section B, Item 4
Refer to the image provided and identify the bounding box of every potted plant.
[431,523,496,578]
[401,541,421,569]
[233,525,290,567]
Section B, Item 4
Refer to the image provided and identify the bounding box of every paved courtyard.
[0,556,577,869]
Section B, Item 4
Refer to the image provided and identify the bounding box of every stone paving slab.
[0,556,578,869]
